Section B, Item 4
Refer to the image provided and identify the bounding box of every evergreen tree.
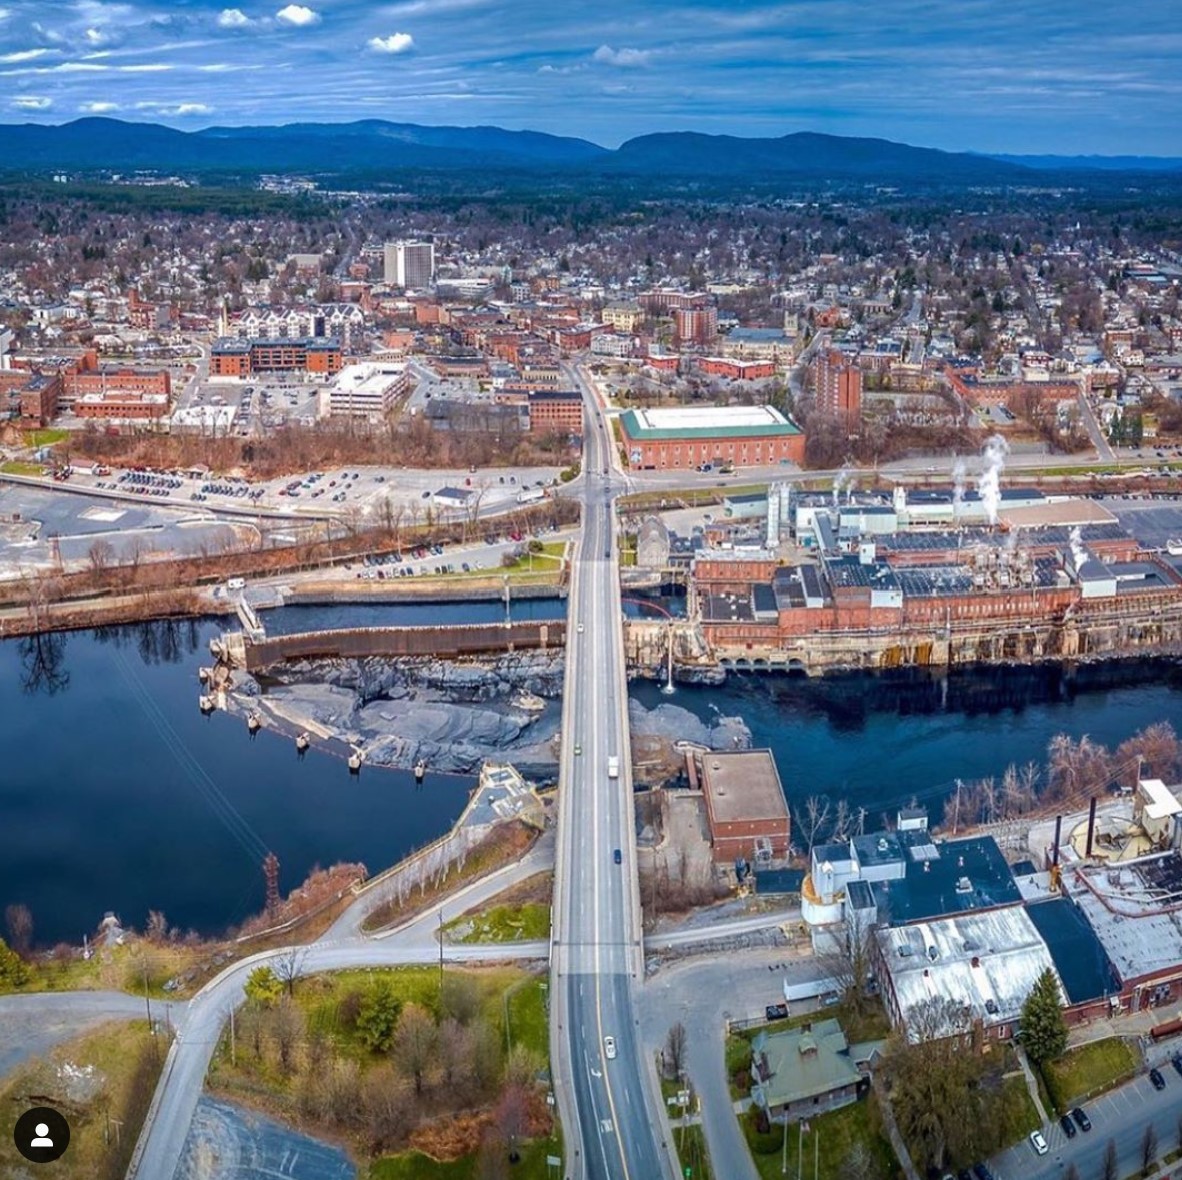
[1020,967,1068,1065]
[243,965,283,1007]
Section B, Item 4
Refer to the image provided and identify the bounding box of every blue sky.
[1,0,1180,155]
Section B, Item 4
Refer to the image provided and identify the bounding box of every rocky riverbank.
[226,651,753,778]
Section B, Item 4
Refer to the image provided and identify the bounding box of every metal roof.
[619,405,801,440]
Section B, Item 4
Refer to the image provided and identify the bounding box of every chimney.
[1052,815,1062,867]
[1086,797,1098,859]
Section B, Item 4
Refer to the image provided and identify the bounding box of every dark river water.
[4,599,1182,946]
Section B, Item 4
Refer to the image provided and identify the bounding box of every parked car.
[1151,1067,1167,1091]
[1070,1107,1091,1132]
[765,1003,789,1021]
[1059,1114,1076,1138]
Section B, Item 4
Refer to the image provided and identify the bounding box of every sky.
[1,0,1181,156]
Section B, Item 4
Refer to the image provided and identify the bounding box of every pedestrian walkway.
[1014,1044,1051,1124]
[870,1075,921,1180]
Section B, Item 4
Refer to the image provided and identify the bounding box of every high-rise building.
[383,240,436,290]
[811,349,863,425]
[673,303,718,347]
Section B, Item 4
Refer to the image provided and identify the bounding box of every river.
[5,604,1182,946]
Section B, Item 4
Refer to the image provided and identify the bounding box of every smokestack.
[951,458,967,521]
[1086,797,1098,858]
[1052,815,1062,867]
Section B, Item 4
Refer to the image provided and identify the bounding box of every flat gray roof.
[701,749,789,826]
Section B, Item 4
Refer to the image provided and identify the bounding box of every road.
[0,991,184,1078]
[549,380,672,1179]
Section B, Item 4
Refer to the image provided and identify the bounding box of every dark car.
[1173,1055,1182,1079]
[1151,1067,1167,1090]
[613,849,622,865]
[1071,1107,1091,1132]
[765,1003,789,1021]
[972,1166,996,1180]
[1059,1113,1076,1138]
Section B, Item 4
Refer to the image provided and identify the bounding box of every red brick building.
[812,349,863,425]
[527,390,584,436]
[675,304,718,346]
[75,390,169,420]
[696,750,791,865]
[696,356,777,381]
[210,337,343,377]
[620,405,805,470]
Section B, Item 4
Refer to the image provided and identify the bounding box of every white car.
[1029,1130,1048,1156]
[603,1035,617,1060]
[577,622,585,633]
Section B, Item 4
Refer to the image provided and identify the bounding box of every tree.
[794,794,832,853]
[356,980,402,1053]
[665,1022,688,1081]
[145,909,170,944]
[494,1082,529,1164]
[392,1001,437,1095]
[1142,1123,1158,1176]
[4,904,33,956]
[441,973,481,1025]
[1019,968,1067,1065]
[828,905,874,1017]
[270,996,304,1071]
[0,937,29,986]
[243,965,284,1007]
[272,945,306,997]
[87,538,115,572]
[842,1140,882,1180]
[1102,1138,1118,1180]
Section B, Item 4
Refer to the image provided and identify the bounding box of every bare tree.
[273,945,307,998]
[87,538,116,572]
[1102,1138,1118,1180]
[4,904,33,956]
[1142,1123,1158,1176]
[827,904,874,1016]
[392,1002,437,1095]
[794,794,833,854]
[494,1082,529,1164]
[145,909,170,944]
[270,996,304,1072]
[665,1022,688,1081]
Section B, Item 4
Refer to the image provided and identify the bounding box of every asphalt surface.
[0,990,184,1078]
[990,1064,1182,1180]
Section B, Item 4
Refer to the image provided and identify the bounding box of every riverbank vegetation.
[0,1019,166,1180]
[208,965,560,1178]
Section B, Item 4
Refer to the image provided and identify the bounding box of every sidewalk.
[870,1075,921,1180]
[1013,1044,1050,1124]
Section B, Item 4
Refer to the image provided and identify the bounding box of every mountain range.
[2,118,1180,181]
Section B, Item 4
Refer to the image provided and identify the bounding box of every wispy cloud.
[12,95,52,109]
[368,32,414,55]
[592,45,653,68]
[135,100,212,115]
[80,100,120,112]
[0,48,54,63]
[275,4,319,27]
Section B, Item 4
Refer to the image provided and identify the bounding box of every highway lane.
[550,384,672,1179]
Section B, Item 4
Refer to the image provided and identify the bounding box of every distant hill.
[16,118,1177,184]
[0,117,609,172]
[988,152,1182,173]
[610,130,1030,182]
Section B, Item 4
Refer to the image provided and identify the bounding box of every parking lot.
[990,1061,1182,1180]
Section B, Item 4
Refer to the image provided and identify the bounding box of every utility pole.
[142,960,153,1034]
[438,908,444,995]
[953,778,962,834]
[230,1005,236,1066]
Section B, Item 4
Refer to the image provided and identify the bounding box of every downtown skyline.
[0,0,1180,158]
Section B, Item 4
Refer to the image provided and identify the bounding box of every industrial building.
[527,390,584,437]
[694,749,791,866]
[619,405,805,470]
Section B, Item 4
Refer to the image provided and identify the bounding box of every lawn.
[994,1072,1041,1144]
[726,1032,753,1100]
[0,1020,165,1180]
[673,1123,714,1180]
[0,459,46,476]
[445,901,551,944]
[1043,1038,1137,1110]
[505,974,550,1062]
[370,1135,563,1179]
[744,1096,901,1180]
[24,427,69,447]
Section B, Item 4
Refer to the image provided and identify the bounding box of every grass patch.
[370,1134,563,1180]
[673,1123,714,1180]
[0,460,46,476]
[745,1097,900,1180]
[505,975,550,1062]
[726,1033,753,1100]
[994,1072,1041,1144]
[1043,1038,1137,1110]
[24,428,69,447]
[445,902,551,944]
[0,1020,166,1180]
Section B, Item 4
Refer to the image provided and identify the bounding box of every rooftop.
[750,1018,877,1109]
[620,404,801,440]
[1065,853,1182,983]
[877,906,1062,1036]
[700,749,789,827]
[1024,898,1118,1005]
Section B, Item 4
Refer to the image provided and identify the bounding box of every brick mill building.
[619,405,805,470]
